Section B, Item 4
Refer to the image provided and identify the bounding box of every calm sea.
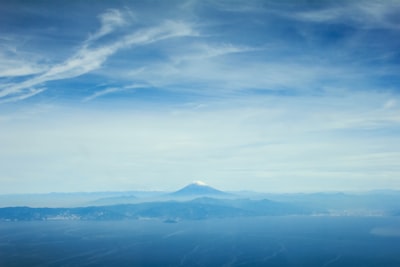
[1,216,399,266]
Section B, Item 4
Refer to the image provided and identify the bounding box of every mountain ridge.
[0,197,316,221]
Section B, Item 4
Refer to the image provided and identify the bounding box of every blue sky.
[1,0,400,193]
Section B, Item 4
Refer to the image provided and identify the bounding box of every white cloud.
[119,56,352,95]
[170,42,257,64]
[1,1,399,193]
[0,60,45,77]
[0,45,47,77]
[0,10,196,103]
[292,1,400,29]
[83,83,148,102]
[1,2,396,103]
[87,9,127,43]
[83,87,121,102]
[0,88,45,104]
[1,91,400,193]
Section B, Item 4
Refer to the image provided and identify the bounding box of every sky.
[0,0,400,194]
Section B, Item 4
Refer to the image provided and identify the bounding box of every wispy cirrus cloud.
[202,0,400,30]
[0,55,46,78]
[83,83,149,102]
[0,88,45,104]
[113,52,366,96]
[86,9,128,43]
[291,1,400,29]
[0,39,47,78]
[170,43,257,64]
[83,2,399,98]
[0,8,195,103]
[2,1,398,104]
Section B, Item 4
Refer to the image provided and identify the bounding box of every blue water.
[0,216,399,266]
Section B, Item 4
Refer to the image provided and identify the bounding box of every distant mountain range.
[0,182,319,221]
[0,197,315,221]
[1,183,400,221]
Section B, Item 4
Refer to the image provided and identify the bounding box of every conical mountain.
[171,181,228,197]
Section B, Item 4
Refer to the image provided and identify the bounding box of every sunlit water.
[1,216,399,266]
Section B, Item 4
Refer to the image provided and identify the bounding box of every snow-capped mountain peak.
[192,180,207,186]
[171,182,228,197]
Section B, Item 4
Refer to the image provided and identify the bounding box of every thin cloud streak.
[83,83,148,102]
[291,1,400,29]
[203,0,400,30]
[0,88,46,104]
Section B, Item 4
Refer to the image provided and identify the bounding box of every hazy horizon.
[1,0,400,194]
[1,181,400,196]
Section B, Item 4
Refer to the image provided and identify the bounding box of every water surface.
[1,216,399,266]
